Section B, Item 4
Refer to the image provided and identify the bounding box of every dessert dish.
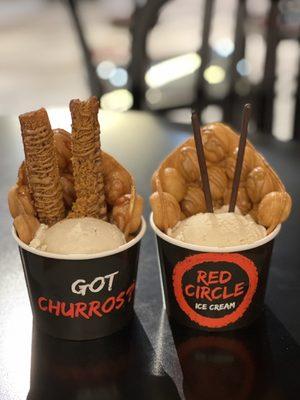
[150,106,292,332]
[150,122,291,240]
[9,96,145,341]
[8,97,144,253]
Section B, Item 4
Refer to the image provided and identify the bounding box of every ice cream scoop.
[30,217,126,254]
[168,207,266,247]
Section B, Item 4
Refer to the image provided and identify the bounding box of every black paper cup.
[12,217,146,341]
[150,213,280,332]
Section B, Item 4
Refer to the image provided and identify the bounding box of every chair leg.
[293,50,300,140]
[65,0,103,97]
[129,0,169,110]
[193,0,215,118]
[223,0,247,127]
[257,0,279,135]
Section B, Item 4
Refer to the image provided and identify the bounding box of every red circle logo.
[173,253,258,328]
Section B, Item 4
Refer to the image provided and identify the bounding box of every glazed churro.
[19,108,65,226]
[9,97,144,246]
[68,97,107,219]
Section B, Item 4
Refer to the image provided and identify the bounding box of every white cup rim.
[150,213,281,253]
[12,216,147,260]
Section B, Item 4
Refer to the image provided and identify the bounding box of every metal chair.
[65,0,300,138]
[129,0,300,137]
[65,0,103,97]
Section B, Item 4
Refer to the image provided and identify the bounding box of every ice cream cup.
[150,213,280,331]
[12,217,146,341]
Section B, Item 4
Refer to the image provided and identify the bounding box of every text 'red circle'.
[173,253,258,328]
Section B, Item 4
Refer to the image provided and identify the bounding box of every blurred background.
[1,0,299,140]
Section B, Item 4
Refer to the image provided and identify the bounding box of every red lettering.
[197,271,208,285]
[126,282,136,302]
[88,301,102,317]
[38,297,48,311]
[61,302,75,318]
[35,285,137,320]
[211,287,222,300]
[185,285,195,297]
[102,297,115,314]
[223,287,235,300]
[116,291,125,309]
[220,271,232,284]
[208,271,219,284]
[75,303,89,319]
[200,286,212,301]
[197,270,232,286]
[48,300,61,316]
[234,282,245,297]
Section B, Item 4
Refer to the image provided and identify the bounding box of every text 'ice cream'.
[30,217,126,255]
[168,207,266,247]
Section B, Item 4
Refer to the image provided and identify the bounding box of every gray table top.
[0,109,300,400]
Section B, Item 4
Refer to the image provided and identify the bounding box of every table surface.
[0,109,300,400]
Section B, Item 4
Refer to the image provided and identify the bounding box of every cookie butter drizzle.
[19,108,65,225]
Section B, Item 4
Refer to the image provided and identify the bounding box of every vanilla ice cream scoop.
[168,208,266,247]
[30,217,126,255]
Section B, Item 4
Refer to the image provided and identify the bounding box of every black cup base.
[156,233,275,332]
[19,239,141,341]
[32,313,135,341]
[166,304,265,333]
